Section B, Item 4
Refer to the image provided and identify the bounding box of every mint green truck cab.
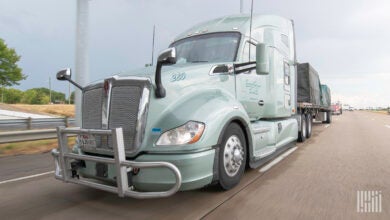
[52,14,303,199]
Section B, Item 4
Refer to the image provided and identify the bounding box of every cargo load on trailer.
[297,63,321,106]
[320,84,331,108]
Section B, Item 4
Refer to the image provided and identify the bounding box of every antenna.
[248,0,254,60]
[151,25,156,66]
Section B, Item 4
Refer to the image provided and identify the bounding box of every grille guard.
[52,126,182,199]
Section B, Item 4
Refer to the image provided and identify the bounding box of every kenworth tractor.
[52,14,331,199]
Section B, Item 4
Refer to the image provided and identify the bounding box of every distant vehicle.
[52,14,331,199]
[342,104,350,111]
[331,103,341,115]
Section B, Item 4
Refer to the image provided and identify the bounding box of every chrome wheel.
[223,135,244,177]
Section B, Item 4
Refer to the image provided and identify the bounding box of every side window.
[284,61,291,106]
[242,42,256,63]
[281,34,289,48]
[284,62,291,87]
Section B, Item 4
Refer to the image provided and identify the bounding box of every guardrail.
[0,117,75,131]
[0,129,56,144]
[0,129,77,144]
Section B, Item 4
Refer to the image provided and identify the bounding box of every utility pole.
[49,76,52,104]
[240,0,243,13]
[75,0,91,126]
[68,82,71,104]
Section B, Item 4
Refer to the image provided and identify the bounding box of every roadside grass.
[367,110,389,115]
[9,104,75,117]
[0,137,75,157]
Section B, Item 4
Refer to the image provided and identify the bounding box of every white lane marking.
[0,109,56,119]
[324,124,330,128]
[385,125,390,129]
[0,171,54,185]
[259,146,298,173]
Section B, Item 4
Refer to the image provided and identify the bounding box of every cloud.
[1,0,389,107]
[323,73,390,108]
[345,2,390,31]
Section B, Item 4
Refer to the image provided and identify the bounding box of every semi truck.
[52,14,331,199]
[331,102,342,115]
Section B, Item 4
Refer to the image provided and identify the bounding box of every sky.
[0,0,389,108]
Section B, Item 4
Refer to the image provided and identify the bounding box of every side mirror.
[55,68,83,91]
[157,48,176,64]
[256,43,269,75]
[56,68,71,80]
[155,48,177,98]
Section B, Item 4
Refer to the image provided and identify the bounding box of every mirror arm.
[154,62,166,98]
[67,78,84,91]
[234,61,257,74]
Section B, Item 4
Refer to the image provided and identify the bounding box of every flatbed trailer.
[296,102,331,142]
[298,102,332,114]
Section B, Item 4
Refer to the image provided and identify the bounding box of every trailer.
[295,63,331,141]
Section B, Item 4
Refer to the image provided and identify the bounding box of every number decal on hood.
[170,73,186,82]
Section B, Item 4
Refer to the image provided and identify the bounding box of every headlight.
[156,121,205,146]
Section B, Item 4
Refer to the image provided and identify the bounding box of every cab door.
[236,41,266,120]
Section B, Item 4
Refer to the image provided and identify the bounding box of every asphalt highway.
[1,111,389,219]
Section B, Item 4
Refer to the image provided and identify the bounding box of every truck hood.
[116,62,225,82]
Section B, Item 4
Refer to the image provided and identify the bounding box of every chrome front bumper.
[52,126,182,199]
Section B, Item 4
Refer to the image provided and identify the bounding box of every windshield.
[170,32,241,64]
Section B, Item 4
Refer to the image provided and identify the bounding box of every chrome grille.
[82,88,102,129]
[82,86,106,150]
[108,86,142,153]
[81,78,150,155]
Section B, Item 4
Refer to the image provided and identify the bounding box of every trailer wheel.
[218,123,247,190]
[323,111,332,124]
[327,111,332,123]
[298,114,306,142]
[306,113,312,139]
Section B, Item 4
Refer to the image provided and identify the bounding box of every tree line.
[0,87,74,104]
[0,38,76,105]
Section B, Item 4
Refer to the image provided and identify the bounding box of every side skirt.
[249,141,296,169]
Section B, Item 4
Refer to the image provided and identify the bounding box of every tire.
[218,123,247,190]
[323,111,332,124]
[298,114,306,142]
[305,113,312,139]
[327,111,332,123]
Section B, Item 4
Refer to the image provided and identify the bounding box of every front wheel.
[218,123,247,190]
